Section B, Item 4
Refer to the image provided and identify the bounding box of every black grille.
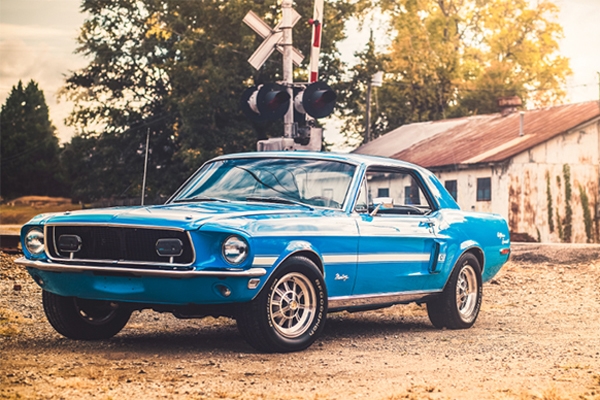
[47,226,194,265]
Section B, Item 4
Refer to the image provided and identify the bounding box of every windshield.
[171,157,357,209]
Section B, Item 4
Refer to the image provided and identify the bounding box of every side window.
[365,168,432,215]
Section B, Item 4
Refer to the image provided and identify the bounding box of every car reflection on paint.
[17,152,510,352]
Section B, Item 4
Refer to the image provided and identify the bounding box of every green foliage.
[579,185,593,243]
[62,0,353,202]
[344,0,571,137]
[562,164,572,243]
[546,172,554,233]
[0,80,65,200]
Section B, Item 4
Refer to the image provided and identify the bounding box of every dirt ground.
[1,244,599,400]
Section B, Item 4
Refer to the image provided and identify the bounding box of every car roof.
[213,151,425,171]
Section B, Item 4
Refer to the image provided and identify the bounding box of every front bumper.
[16,257,268,305]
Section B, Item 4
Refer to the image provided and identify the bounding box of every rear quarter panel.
[432,209,510,284]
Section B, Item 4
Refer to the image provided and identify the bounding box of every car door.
[352,167,440,295]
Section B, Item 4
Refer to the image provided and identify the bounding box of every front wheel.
[236,256,327,352]
[42,290,131,340]
[427,253,482,329]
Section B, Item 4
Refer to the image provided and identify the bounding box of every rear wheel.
[42,290,131,340]
[236,256,327,352]
[427,253,482,329]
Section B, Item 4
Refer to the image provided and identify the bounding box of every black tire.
[236,256,327,353]
[42,290,131,340]
[427,253,482,329]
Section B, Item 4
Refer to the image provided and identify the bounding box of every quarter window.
[476,177,491,201]
[363,168,432,215]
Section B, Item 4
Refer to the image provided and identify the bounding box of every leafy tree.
[0,80,64,200]
[346,0,570,139]
[62,0,353,202]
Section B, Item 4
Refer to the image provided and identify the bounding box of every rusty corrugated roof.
[353,101,600,169]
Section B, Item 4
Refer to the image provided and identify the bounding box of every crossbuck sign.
[243,10,304,70]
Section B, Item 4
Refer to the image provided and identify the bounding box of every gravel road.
[1,244,599,400]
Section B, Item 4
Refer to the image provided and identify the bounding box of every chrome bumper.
[15,257,267,278]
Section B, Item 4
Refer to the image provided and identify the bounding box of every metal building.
[354,101,600,243]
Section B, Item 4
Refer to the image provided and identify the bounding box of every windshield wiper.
[172,196,230,203]
[246,196,313,210]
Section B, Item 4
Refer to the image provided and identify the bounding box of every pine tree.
[0,80,63,200]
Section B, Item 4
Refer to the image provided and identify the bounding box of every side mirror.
[371,197,394,216]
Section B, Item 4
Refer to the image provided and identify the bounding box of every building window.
[404,183,421,205]
[477,177,491,201]
[377,188,389,198]
[445,180,457,201]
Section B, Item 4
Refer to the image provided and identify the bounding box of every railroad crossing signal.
[243,10,304,70]
[240,83,291,122]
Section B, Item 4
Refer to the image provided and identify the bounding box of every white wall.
[434,119,599,243]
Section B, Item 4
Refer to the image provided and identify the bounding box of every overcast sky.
[1,0,599,145]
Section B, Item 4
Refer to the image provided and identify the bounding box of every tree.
[62,0,353,202]
[345,0,571,139]
[0,80,64,200]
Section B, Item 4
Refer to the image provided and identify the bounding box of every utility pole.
[364,71,383,144]
[141,128,150,206]
[365,81,372,144]
[282,0,294,139]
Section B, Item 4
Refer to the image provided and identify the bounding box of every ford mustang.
[17,152,510,352]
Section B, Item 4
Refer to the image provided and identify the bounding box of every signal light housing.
[240,83,291,121]
[294,81,336,119]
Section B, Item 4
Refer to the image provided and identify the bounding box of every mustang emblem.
[335,273,349,282]
[497,232,509,245]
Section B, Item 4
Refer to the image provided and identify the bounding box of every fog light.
[216,285,232,297]
[248,278,260,289]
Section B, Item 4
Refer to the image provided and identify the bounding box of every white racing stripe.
[252,256,278,266]
[253,253,430,266]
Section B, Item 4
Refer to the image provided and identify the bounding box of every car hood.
[28,202,325,231]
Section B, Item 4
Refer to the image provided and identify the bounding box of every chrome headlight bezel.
[222,235,248,265]
[25,228,45,256]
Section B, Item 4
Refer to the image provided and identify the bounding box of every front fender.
[269,240,324,274]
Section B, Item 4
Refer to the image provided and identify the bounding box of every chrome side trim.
[328,290,442,310]
[16,257,267,278]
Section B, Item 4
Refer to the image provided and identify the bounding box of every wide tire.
[42,290,131,340]
[427,253,482,329]
[236,256,327,353]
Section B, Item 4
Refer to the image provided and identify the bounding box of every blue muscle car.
[17,152,510,352]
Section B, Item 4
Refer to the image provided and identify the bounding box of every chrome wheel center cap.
[289,300,299,311]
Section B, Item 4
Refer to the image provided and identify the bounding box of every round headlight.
[25,229,45,255]
[222,235,248,265]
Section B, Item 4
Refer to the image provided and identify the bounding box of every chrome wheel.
[269,272,317,338]
[456,264,478,322]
